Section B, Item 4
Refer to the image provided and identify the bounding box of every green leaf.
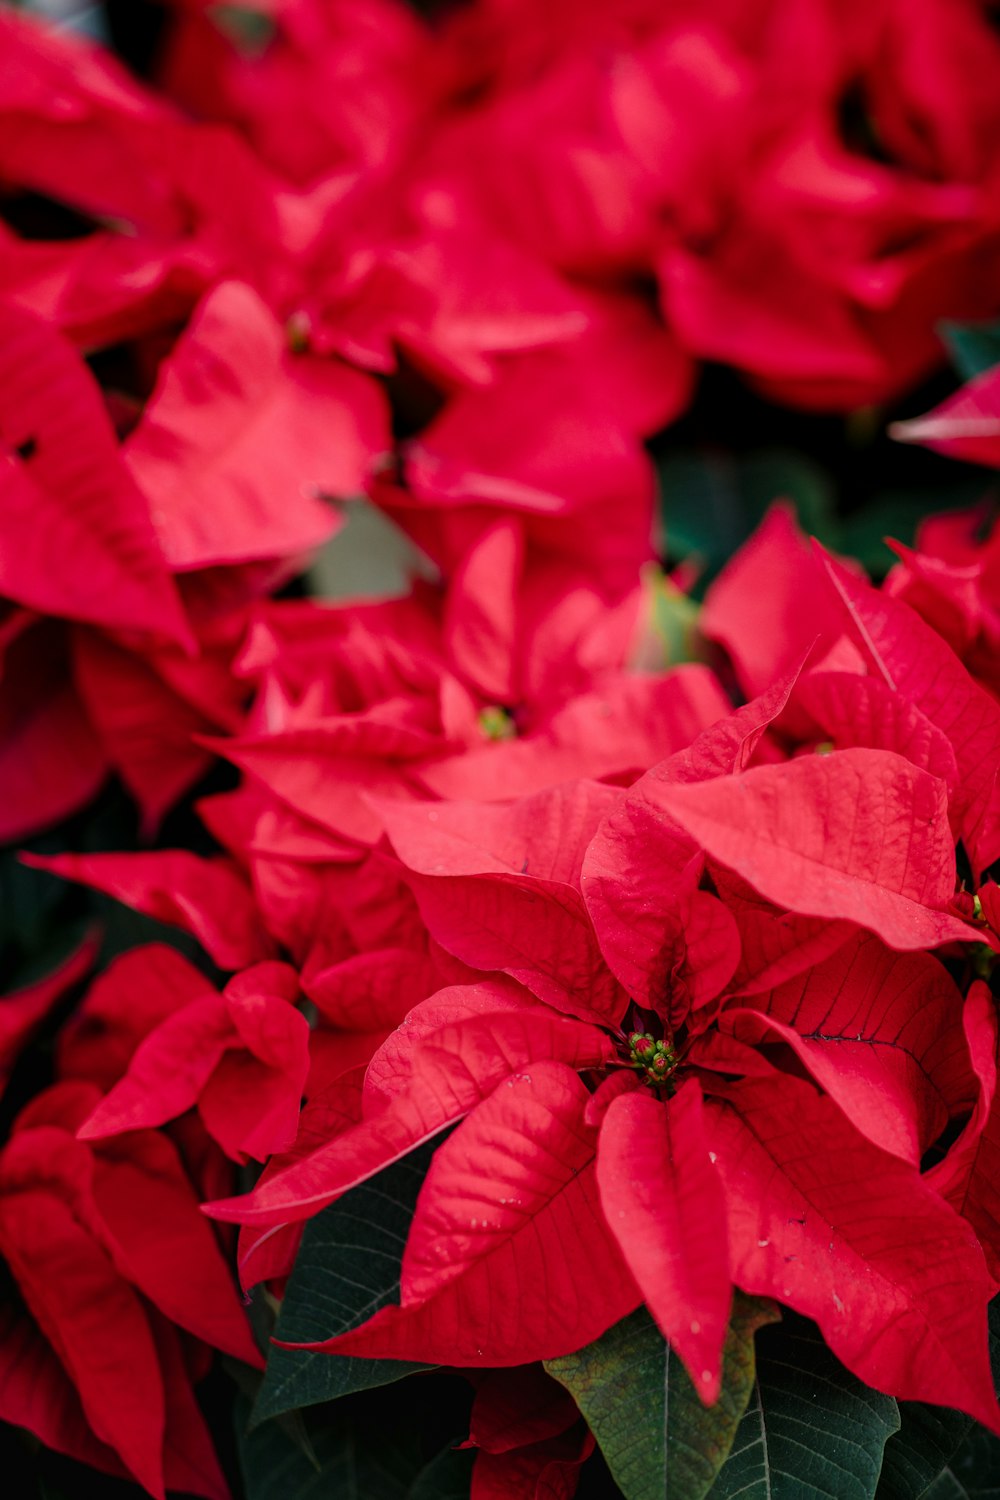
[657,447,839,589]
[307,500,438,601]
[408,1445,477,1499]
[939,320,1000,382]
[253,1143,437,1423]
[545,1294,779,1500]
[708,1314,899,1500]
[236,1394,472,1500]
[839,483,992,579]
[877,1295,1000,1499]
[915,1426,1000,1499]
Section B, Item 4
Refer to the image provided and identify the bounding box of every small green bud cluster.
[627,1031,677,1086]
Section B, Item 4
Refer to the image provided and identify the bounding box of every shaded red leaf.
[655,747,972,950]
[707,1075,1000,1430]
[596,1081,730,1402]
[22,850,272,970]
[204,1010,612,1226]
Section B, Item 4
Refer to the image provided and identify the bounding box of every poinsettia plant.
[4,1,1000,1497]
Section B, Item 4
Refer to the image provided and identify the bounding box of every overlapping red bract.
[4,2,1000,1496]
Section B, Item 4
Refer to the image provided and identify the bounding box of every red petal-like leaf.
[596,1081,730,1403]
[204,1010,612,1226]
[0,1188,166,1497]
[891,364,1000,470]
[655,748,972,950]
[582,670,800,1001]
[285,1074,638,1365]
[723,932,973,1162]
[819,546,1000,873]
[124,281,389,570]
[707,1075,1000,1430]
[0,303,186,641]
[23,850,272,970]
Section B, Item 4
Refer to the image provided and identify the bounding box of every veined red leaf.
[793,671,959,797]
[655,747,972,950]
[596,1081,731,1403]
[928,981,1000,1276]
[124,281,390,570]
[819,546,1000,873]
[0,303,187,642]
[712,867,855,994]
[582,670,800,1001]
[203,1010,612,1227]
[890,363,1000,470]
[281,1078,639,1366]
[362,979,535,1109]
[22,850,273,971]
[723,932,973,1162]
[400,1062,600,1306]
[707,1075,1000,1431]
[0,1188,166,1497]
[380,780,621,889]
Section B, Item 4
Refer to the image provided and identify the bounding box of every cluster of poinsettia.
[5,0,1000,1496]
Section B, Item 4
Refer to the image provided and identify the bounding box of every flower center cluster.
[626,1031,678,1087]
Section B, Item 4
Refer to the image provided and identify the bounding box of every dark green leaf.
[545,1294,778,1500]
[709,1314,899,1500]
[657,447,838,588]
[254,1143,437,1422]
[839,482,993,578]
[237,1394,471,1500]
[408,1445,477,1500]
[877,1296,1000,1499]
[939,321,1000,382]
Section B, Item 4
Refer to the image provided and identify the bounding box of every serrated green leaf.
[877,1296,1000,1499]
[545,1294,778,1500]
[708,1314,899,1500]
[254,1144,437,1422]
[916,1427,1000,1499]
[657,447,839,590]
[839,483,991,578]
[408,1445,476,1499]
[939,321,1000,382]
[236,1394,470,1500]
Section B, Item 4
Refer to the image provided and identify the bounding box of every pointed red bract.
[596,1081,731,1402]
[0,303,187,643]
[723,932,973,1162]
[204,1010,612,1226]
[819,546,1000,873]
[124,281,390,570]
[582,670,801,1001]
[891,364,1000,470]
[281,1075,639,1365]
[23,850,272,970]
[655,748,972,950]
[707,1076,1000,1431]
[400,1062,601,1305]
[0,932,98,1087]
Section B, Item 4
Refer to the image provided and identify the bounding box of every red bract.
[0,1081,258,1498]
[77,959,309,1164]
[892,362,1000,469]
